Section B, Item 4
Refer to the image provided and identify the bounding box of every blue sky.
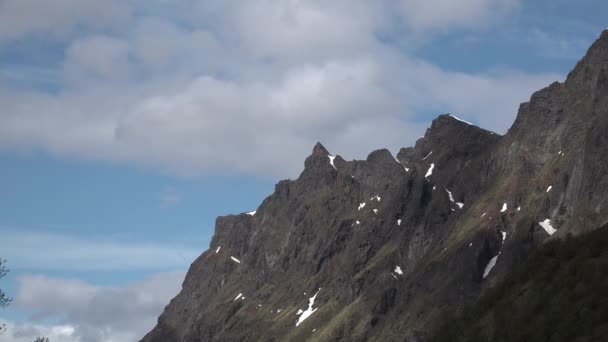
[0,0,606,341]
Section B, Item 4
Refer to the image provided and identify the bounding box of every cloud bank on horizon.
[0,0,569,179]
[1,271,185,342]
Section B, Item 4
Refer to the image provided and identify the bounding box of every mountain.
[142,30,608,342]
[432,223,608,342]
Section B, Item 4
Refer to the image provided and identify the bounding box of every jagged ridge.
[142,30,608,342]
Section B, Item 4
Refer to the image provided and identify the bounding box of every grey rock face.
[142,31,608,342]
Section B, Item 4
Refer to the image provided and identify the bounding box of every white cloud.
[0,0,564,180]
[2,270,185,342]
[0,0,131,42]
[63,36,132,83]
[0,230,201,271]
[1,321,80,342]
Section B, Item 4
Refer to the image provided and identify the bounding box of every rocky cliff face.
[142,31,608,342]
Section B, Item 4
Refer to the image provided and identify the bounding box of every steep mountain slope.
[142,30,608,342]
[432,224,608,342]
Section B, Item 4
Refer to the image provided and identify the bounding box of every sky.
[0,0,606,341]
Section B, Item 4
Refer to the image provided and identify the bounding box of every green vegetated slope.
[432,224,608,342]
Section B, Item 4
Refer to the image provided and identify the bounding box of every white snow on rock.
[481,212,487,218]
[538,219,557,235]
[483,255,499,278]
[546,185,553,193]
[445,189,455,202]
[394,266,403,275]
[448,114,473,125]
[373,209,378,214]
[296,309,303,315]
[371,195,381,202]
[483,231,507,279]
[216,246,221,253]
[234,293,243,301]
[422,151,433,160]
[397,219,402,226]
[433,186,437,191]
[247,211,256,216]
[425,163,435,178]
[231,256,241,264]
[328,155,337,170]
[356,220,360,225]
[404,166,410,172]
[358,202,366,211]
[517,206,521,212]
[295,289,321,327]
[445,189,464,209]
[469,242,473,247]
[500,203,508,212]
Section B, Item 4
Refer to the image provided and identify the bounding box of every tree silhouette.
[0,259,11,335]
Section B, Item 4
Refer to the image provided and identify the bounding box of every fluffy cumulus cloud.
[0,0,563,179]
[1,271,185,342]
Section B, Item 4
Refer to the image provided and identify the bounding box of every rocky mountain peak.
[303,142,334,174]
[142,31,608,342]
[565,28,608,88]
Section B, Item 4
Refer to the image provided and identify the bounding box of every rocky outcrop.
[142,30,608,342]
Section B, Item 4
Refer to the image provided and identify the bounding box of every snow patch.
[445,188,455,202]
[247,211,256,216]
[216,246,221,253]
[422,151,433,160]
[456,202,464,209]
[483,255,499,278]
[481,212,487,218]
[397,219,402,226]
[234,293,243,301]
[500,203,508,213]
[469,242,473,247]
[328,155,337,170]
[538,219,557,235]
[356,220,360,225]
[517,206,521,212]
[371,195,381,202]
[296,289,321,327]
[546,185,552,193]
[373,209,378,214]
[425,163,435,178]
[483,231,507,279]
[231,256,241,264]
[448,114,473,125]
[394,266,403,275]
[357,202,366,211]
